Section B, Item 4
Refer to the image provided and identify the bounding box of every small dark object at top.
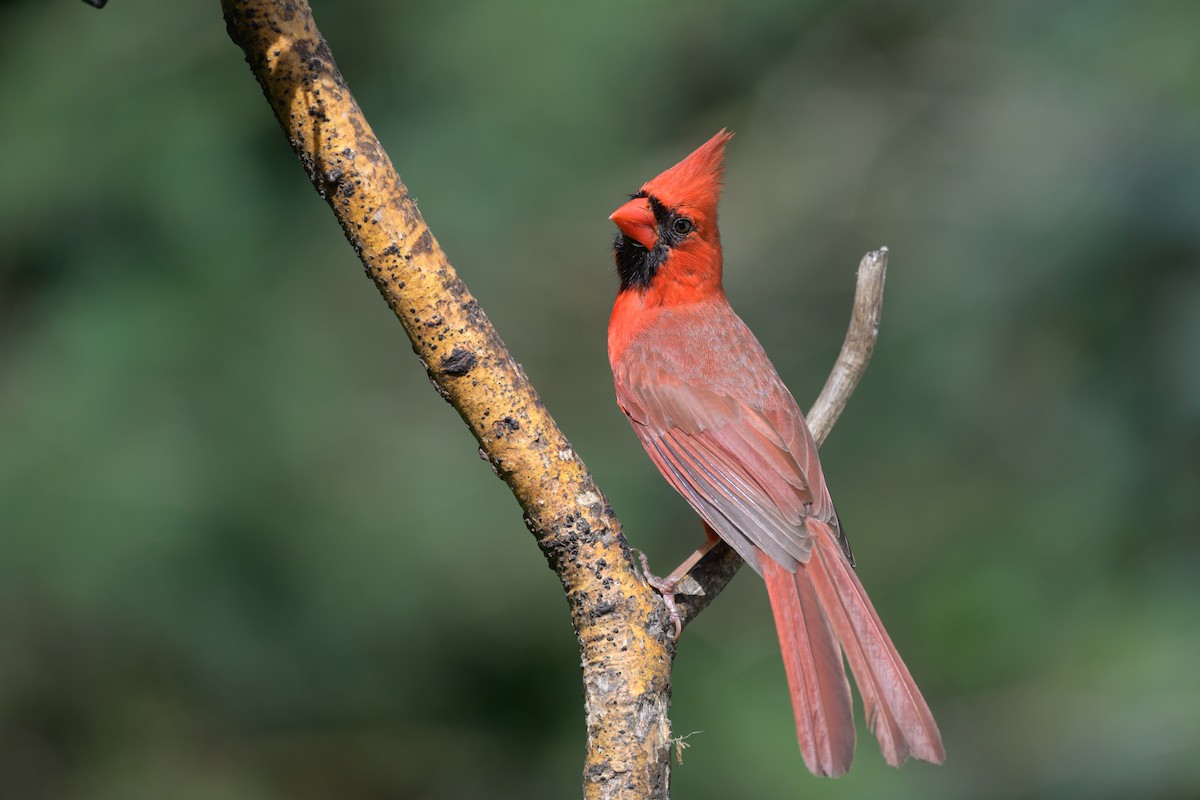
[82,0,108,8]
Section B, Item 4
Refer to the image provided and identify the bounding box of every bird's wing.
[616,363,835,575]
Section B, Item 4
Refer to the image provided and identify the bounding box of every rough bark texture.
[220,3,673,796]
[218,3,887,797]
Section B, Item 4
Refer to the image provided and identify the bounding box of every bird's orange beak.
[609,197,657,250]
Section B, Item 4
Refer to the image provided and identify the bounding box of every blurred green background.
[2,1,1198,798]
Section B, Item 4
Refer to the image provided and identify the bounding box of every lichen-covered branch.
[220,3,672,796]
[218,3,886,798]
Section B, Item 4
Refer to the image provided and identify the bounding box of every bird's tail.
[762,555,855,777]
[762,520,944,777]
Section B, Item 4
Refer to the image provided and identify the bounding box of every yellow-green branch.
[220,2,672,796]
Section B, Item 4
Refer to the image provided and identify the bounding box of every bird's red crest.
[640,129,734,220]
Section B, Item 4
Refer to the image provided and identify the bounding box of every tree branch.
[218,3,886,797]
[676,248,888,627]
[220,4,672,796]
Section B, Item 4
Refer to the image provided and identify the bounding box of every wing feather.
[617,364,829,574]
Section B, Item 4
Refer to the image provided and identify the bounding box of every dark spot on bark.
[584,762,615,783]
[320,166,343,199]
[498,416,519,433]
[412,229,434,256]
[383,243,402,257]
[440,347,476,377]
[341,147,354,160]
[590,601,616,618]
[462,298,484,325]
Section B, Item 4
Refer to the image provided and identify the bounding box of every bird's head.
[610,129,733,298]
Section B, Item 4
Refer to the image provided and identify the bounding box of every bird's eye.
[672,217,694,235]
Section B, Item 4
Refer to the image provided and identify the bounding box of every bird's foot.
[634,549,683,640]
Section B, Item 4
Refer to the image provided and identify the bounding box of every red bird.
[607,130,944,777]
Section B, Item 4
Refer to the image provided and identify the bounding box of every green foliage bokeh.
[1,1,1198,798]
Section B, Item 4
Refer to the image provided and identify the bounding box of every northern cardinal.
[607,130,943,777]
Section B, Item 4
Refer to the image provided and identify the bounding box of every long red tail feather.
[763,559,855,777]
[807,520,944,766]
[763,521,944,776]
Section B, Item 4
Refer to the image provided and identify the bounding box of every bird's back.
[612,294,788,414]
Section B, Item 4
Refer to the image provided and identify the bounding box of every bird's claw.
[634,549,683,641]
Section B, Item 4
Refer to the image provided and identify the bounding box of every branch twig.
[218,3,887,796]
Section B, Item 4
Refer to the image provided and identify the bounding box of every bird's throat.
[614,234,669,292]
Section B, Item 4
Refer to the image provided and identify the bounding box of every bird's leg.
[635,524,722,640]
